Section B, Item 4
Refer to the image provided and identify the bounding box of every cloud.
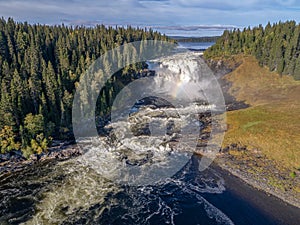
[153,25,238,31]
[0,0,144,24]
[174,0,258,10]
[153,24,239,37]
[0,0,300,33]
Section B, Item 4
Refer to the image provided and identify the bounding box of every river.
[0,43,299,225]
[1,154,300,224]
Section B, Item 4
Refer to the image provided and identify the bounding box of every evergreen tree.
[204,20,300,80]
[0,17,173,156]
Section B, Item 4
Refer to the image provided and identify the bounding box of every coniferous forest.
[204,20,300,80]
[3,18,300,158]
[0,18,171,157]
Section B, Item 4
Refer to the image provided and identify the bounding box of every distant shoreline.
[170,36,220,43]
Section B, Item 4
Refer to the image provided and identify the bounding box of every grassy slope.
[222,55,300,171]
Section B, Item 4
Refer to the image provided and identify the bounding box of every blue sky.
[1,0,300,36]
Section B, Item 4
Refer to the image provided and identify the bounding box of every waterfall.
[22,51,230,225]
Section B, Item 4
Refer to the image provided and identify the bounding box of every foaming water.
[3,146,299,225]
[0,50,233,225]
[20,154,233,225]
[0,50,233,224]
[0,133,234,225]
[23,160,119,225]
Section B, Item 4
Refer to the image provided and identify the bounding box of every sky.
[1,0,300,36]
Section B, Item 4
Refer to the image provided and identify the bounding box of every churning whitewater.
[1,50,233,225]
[23,51,230,224]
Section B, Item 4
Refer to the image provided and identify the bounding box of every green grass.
[242,121,262,131]
[290,172,297,179]
[222,55,300,171]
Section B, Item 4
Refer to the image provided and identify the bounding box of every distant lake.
[177,42,214,51]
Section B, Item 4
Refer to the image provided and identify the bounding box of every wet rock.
[0,142,83,176]
[0,153,11,163]
[237,145,247,151]
[125,152,154,166]
[130,122,151,136]
[205,58,241,78]
[230,143,238,149]
[29,154,38,161]
[46,146,82,160]
[8,150,26,162]
[204,57,249,111]
[166,120,180,135]
[221,146,230,153]
[118,148,154,166]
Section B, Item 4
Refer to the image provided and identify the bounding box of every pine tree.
[204,20,300,80]
[0,17,173,156]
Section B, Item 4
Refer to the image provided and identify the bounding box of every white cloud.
[0,0,300,32]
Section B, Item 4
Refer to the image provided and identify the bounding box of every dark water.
[0,155,299,225]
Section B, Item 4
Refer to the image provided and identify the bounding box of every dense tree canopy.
[0,17,171,156]
[204,21,300,80]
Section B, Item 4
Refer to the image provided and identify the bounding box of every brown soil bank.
[207,55,300,208]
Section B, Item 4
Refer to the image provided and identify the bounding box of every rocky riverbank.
[205,55,300,209]
[0,141,82,176]
[215,150,300,208]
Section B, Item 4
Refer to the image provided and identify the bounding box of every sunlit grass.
[222,55,300,171]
